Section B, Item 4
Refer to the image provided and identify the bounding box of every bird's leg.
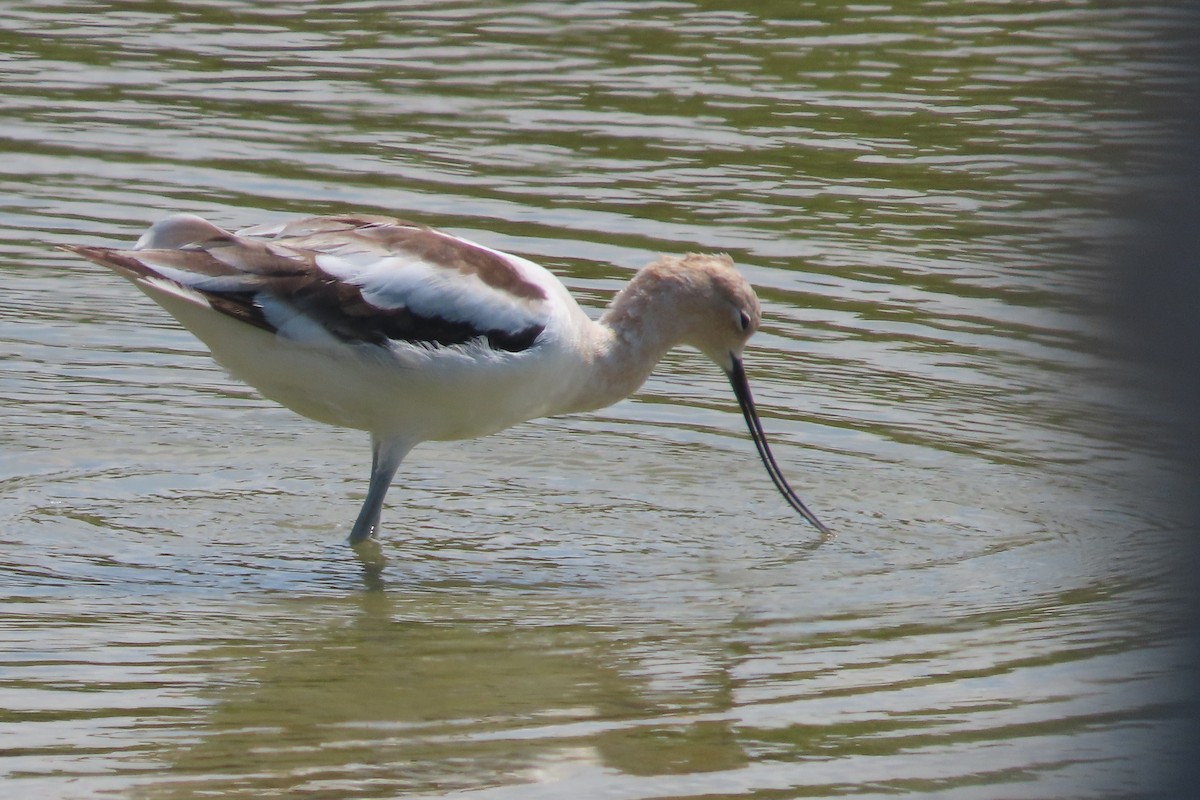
[348,436,412,545]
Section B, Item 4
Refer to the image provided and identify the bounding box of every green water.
[0,2,1191,798]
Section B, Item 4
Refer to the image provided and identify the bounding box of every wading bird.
[65,214,830,544]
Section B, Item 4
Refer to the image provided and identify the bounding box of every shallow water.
[0,2,1193,798]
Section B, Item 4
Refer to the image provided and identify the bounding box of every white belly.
[139,280,579,442]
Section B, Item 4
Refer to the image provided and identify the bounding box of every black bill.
[727,358,831,536]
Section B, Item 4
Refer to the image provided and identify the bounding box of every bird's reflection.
[351,538,388,592]
[136,564,748,798]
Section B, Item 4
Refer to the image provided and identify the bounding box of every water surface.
[0,2,1191,798]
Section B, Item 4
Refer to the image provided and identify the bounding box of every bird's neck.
[559,273,685,415]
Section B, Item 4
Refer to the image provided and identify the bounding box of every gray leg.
[348,436,412,545]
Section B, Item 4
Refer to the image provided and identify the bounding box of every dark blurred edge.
[1109,7,1200,796]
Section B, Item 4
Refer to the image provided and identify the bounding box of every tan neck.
[556,271,686,415]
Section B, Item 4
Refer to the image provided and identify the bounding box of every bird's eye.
[737,310,752,331]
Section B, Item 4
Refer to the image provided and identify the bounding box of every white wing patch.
[314,252,545,335]
[141,275,213,307]
[256,295,343,346]
[137,257,259,293]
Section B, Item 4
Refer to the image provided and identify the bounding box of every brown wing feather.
[67,215,548,352]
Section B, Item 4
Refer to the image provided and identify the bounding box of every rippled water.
[1,2,1193,798]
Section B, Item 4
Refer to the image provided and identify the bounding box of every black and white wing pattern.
[68,213,554,353]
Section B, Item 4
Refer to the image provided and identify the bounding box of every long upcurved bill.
[726,358,832,536]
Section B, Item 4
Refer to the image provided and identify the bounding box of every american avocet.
[65,214,830,544]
